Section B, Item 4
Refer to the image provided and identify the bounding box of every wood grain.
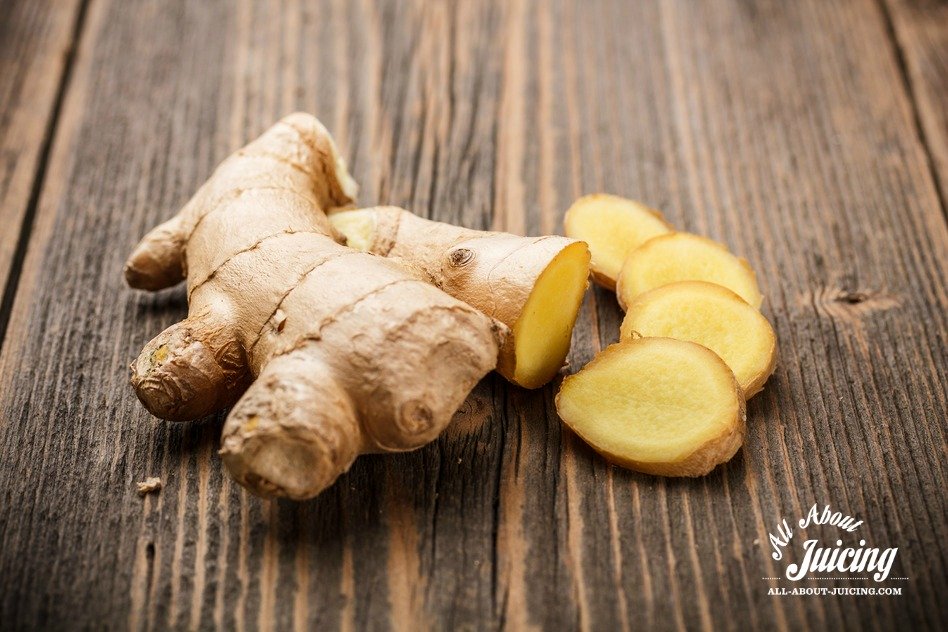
[884,0,948,210]
[0,0,84,334]
[0,0,945,629]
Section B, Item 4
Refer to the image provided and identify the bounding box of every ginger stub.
[620,281,777,397]
[616,232,762,309]
[563,194,673,289]
[125,114,504,500]
[330,207,591,389]
[555,337,746,477]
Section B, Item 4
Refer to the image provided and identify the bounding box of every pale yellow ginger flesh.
[511,241,590,387]
[563,194,673,289]
[616,232,762,309]
[555,337,746,477]
[124,114,503,500]
[330,210,375,252]
[329,207,590,389]
[620,282,777,397]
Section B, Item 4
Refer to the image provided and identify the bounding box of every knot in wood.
[836,290,868,305]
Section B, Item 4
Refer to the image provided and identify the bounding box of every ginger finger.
[330,206,590,389]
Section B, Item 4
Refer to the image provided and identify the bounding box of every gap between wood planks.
[0,0,92,353]
[877,0,947,220]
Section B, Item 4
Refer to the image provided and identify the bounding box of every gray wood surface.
[0,0,945,630]
[884,0,948,205]
[0,0,83,330]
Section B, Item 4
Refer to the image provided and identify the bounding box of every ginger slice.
[563,194,673,289]
[620,281,777,397]
[555,337,746,476]
[616,232,762,309]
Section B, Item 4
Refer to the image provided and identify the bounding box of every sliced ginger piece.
[616,232,762,309]
[620,281,777,397]
[555,337,745,476]
[563,194,673,289]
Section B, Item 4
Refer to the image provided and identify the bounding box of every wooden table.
[1,1,945,629]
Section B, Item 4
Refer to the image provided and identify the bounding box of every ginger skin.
[329,207,590,389]
[125,114,504,500]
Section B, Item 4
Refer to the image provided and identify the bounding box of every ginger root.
[125,114,503,499]
[329,207,590,389]
[620,281,777,397]
[555,337,746,476]
[616,232,762,309]
[563,194,673,289]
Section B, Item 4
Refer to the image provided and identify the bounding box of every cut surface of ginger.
[555,337,745,476]
[617,232,762,309]
[329,208,375,250]
[620,281,777,397]
[512,241,590,388]
[563,194,672,289]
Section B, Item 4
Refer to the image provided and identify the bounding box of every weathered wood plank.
[884,0,948,211]
[0,0,84,330]
[0,0,945,630]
